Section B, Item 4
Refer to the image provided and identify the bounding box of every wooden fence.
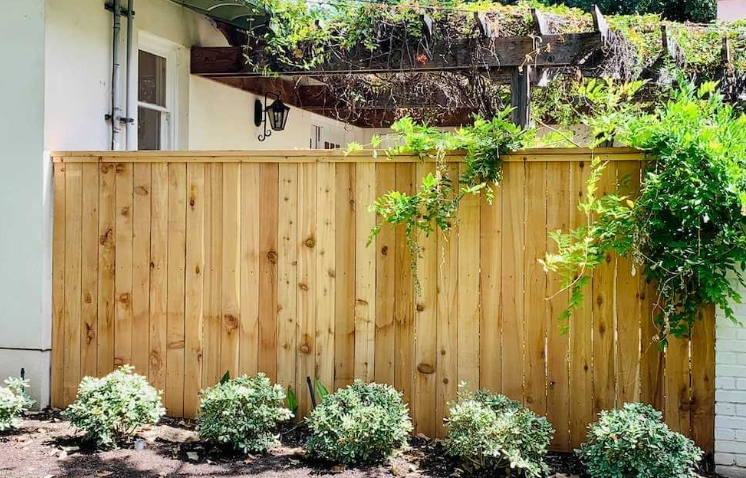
[51,148,715,453]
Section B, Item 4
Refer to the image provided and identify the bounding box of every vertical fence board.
[184,164,204,417]
[81,164,99,378]
[665,334,692,434]
[202,164,222,388]
[592,162,617,415]
[316,163,336,390]
[166,164,186,416]
[335,163,355,389]
[394,164,415,413]
[479,176,501,394]
[375,163,396,386]
[114,163,133,368]
[524,162,547,414]
[258,163,279,382]
[277,164,298,391]
[52,163,66,408]
[149,163,168,391]
[436,163,460,438]
[297,163,317,418]
[691,306,716,453]
[355,163,376,382]
[569,160,594,447]
[616,162,641,405]
[97,163,116,377]
[240,164,261,377]
[546,162,571,450]
[221,164,241,378]
[132,164,151,376]
[63,163,82,404]
[457,164,481,392]
[502,161,525,402]
[414,163,438,438]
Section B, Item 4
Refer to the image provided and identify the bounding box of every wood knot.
[299,343,310,354]
[99,228,114,247]
[417,363,435,374]
[223,314,240,331]
[84,293,92,304]
[267,250,278,264]
[328,269,336,278]
[381,245,388,256]
[189,196,196,208]
[305,236,316,248]
[599,323,606,334]
[85,322,95,342]
[357,299,369,306]
[100,164,111,174]
[416,304,425,312]
[298,282,309,291]
[195,265,201,275]
[149,351,163,369]
[443,378,449,384]
[119,292,131,304]
[134,186,149,196]
[115,163,126,174]
[121,206,130,218]
[440,349,446,355]
[596,295,603,306]
[167,340,185,350]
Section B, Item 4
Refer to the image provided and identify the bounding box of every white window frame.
[137,31,179,150]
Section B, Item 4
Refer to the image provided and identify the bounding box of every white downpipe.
[111,0,122,151]
[125,0,136,151]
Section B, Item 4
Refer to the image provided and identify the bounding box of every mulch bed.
[0,411,723,478]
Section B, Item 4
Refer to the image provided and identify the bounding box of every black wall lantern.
[255,92,290,141]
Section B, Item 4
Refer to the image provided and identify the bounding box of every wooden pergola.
[189,5,733,128]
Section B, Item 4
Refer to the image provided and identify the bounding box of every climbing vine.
[543,79,746,343]
[348,110,534,293]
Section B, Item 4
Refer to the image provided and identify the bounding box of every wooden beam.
[192,32,606,77]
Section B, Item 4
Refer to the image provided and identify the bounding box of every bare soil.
[0,412,722,478]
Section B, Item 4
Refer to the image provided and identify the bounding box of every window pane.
[138,50,166,107]
[138,107,161,150]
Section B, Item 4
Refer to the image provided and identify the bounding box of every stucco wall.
[188,76,362,150]
[0,0,51,407]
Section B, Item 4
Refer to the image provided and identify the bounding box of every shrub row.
[23,366,703,477]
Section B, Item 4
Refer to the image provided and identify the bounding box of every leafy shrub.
[305,380,413,465]
[0,377,34,431]
[445,387,554,478]
[64,365,165,447]
[579,403,703,478]
[198,373,292,453]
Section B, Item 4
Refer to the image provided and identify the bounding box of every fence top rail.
[51,147,645,164]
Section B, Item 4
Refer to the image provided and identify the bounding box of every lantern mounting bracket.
[255,91,290,142]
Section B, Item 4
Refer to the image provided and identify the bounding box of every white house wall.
[0,0,51,408]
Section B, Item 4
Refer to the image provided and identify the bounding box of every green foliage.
[367,111,533,293]
[315,379,330,402]
[444,386,554,477]
[544,79,746,341]
[64,365,165,447]
[0,377,34,432]
[579,403,703,478]
[198,373,293,453]
[287,386,298,415]
[540,0,715,22]
[305,380,413,465]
